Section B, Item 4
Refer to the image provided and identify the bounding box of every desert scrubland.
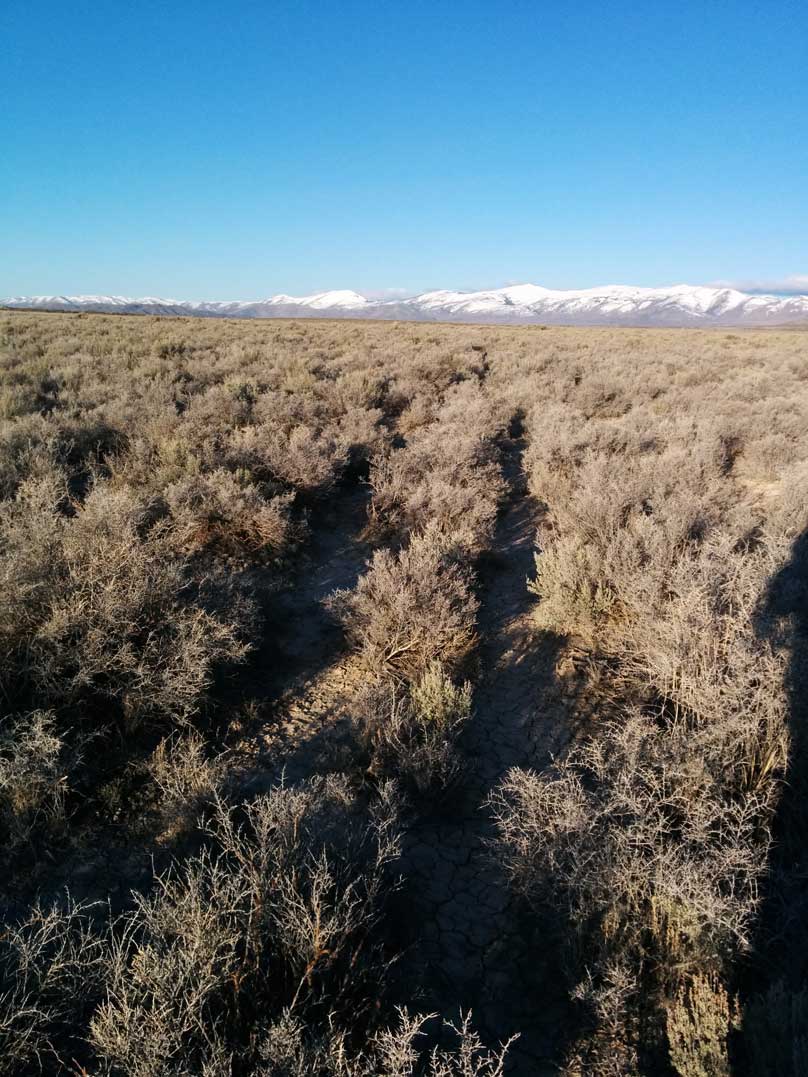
[1,310,807,1075]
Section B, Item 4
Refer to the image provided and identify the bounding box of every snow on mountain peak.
[3,284,807,326]
[267,290,368,309]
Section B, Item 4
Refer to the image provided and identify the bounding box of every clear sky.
[2,0,806,299]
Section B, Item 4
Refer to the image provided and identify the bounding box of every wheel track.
[243,438,575,1070]
[397,437,573,1074]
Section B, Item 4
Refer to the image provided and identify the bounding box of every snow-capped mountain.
[1,291,371,319]
[4,284,808,326]
[264,290,369,310]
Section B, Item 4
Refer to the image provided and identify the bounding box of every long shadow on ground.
[396,437,575,1075]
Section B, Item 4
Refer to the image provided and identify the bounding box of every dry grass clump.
[355,662,472,800]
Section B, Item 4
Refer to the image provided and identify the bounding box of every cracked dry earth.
[255,445,573,1072]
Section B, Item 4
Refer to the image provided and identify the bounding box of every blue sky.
[2,0,806,299]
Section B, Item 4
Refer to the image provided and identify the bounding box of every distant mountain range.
[4,284,808,327]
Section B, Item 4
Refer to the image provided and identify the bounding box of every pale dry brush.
[0,474,255,727]
[0,898,106,1075]
[255,1007,514,1076]
[327,524,478,682]
[90,775,405,1075]
[164,468,297,559]
[368,382,507,553]
[0,709,85,855]
[147,730,225,838]
[355,661,472,800]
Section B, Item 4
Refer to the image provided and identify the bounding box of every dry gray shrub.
[368,384,507,552]
[90,775,403,1076]
[490,699,774,1066]
[256,422,350,493]
[616,529,791,795]
[0,710,82,853]
[90,851,245,1077]
[164,468,297,558]
[512,367,808,1069]
[256,1008,514,1076]
[0,898,105,1076]
[528,441,737,645]
[6,312,808,1074]
[357,662,472,799]
[491,708,771,976]
[147,731,224,839]
[559,961,642,1077]
[244,388,381,492]
[0,475,254,726]
[0,415,75,499]
[327,525,478,682]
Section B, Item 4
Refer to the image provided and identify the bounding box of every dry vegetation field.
[1,310,808,1075]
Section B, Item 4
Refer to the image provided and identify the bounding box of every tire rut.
[242,441,574,1070]
[243,482,373,783]
[398,438,572,1074]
